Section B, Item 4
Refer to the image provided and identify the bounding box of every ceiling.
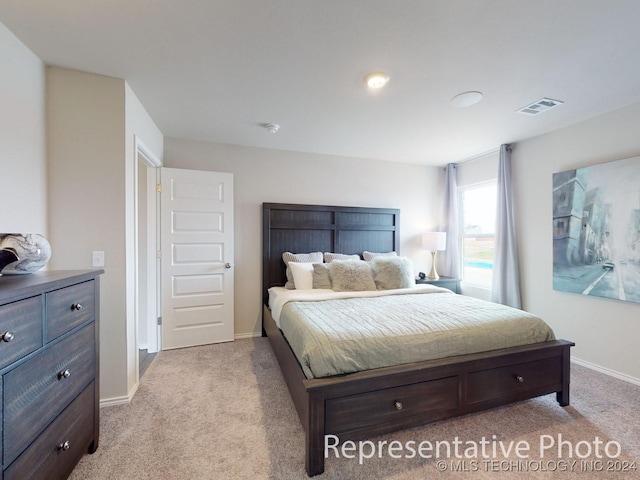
[2,1,640,166]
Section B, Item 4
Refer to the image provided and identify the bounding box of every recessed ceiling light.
[364,72,390,89]
[450,91,483,108]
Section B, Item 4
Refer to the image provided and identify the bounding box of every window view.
[460,182,497,287]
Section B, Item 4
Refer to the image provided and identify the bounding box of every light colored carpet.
[70,338,640,479]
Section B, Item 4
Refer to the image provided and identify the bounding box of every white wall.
[47,68,163,404]
[514,103,640,383]
[0,22,47,234]
[47,67,128,402]
[164,138,444,337]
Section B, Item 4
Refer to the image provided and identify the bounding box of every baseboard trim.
[100,382,139,408]
[100,396,130,408]
[234,331,262,340]
[97,353,639,407]
[572,357,640,386]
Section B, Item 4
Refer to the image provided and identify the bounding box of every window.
[459,181,496,288]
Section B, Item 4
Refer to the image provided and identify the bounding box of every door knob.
[225,263,232,269]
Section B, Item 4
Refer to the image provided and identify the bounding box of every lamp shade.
[421,232,447,251]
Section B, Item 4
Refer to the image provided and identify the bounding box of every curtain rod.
[452,148,499,167]
[451,143,514,167]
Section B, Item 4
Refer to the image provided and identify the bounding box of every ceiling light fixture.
[450,91,483,108]
[265,123,280,133]
[364,72,390,89]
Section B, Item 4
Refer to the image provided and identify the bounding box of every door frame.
[134,136,162,369]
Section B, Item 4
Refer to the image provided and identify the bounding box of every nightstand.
[415,276,460,293]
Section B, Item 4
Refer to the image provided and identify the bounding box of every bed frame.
[262,202,574,476]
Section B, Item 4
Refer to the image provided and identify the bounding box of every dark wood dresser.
[0,270,103,480]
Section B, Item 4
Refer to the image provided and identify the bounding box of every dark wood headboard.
[262,203,400,302]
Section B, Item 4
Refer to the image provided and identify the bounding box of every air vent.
[516,98,564,115]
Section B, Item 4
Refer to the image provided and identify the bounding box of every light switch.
[92,251,105,267]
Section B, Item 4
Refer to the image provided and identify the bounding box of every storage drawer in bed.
[326,376,459,436]
[467,356,562,404]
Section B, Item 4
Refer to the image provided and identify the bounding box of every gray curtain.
[491,144,522,308]
[441,163,461,279]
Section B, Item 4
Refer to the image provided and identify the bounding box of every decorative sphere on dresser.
[0,233,52,274]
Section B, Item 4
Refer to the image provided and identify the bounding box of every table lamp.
[422,232,447,280]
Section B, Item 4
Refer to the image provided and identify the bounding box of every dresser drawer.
[3,323,96,465]
[4,383,94,480]
[0,296,43,370]
[45,281,95,342]
[326,376,459,436]
[467,356,562,404]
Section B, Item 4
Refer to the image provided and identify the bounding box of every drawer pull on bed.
[1,331,15,342]
[394,401,403,411]
[58,369,71,380]
[516,375,525,383]
[57,440,71,451]
[70,303,83,311]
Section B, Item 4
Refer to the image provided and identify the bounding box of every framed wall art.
[553,155,640,303]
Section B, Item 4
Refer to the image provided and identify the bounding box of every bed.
[262,202,574,476]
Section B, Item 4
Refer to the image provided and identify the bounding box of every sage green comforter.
[279,291,555,379]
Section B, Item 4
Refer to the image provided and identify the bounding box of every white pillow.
[323,252,360,263]
[328,260,377,292]
[282,251,323,288]
[371,256,414,290]
[288,262,315,290]
[362,250,398,261]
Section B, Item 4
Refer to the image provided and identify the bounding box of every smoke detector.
[265,123,280,133]
[516,98,564,115]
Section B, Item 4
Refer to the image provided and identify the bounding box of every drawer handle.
[71,303,83,311]
[1,331,15,342]
[57,440,71,451]
[516,375,525,383]
[394,401,403,411]
[58,369,71,379]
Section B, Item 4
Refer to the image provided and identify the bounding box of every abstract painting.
[552,155,640,303]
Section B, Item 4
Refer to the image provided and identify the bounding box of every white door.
[160,168,234,350]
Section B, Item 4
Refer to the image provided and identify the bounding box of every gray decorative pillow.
[324,252,360,263]
[371,256,414,290]
[312,263,332,289]
[328,260,376,292]
[282,251,323,289]
[362,250,398,261]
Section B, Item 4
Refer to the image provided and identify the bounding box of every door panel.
[161,168,234,350]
